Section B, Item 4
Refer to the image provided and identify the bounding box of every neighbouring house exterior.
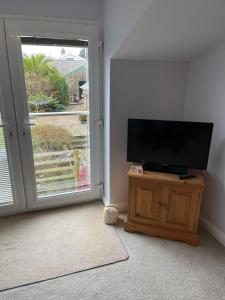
[53,49,88,103]
[65,66,88,102]
[53,49,87,75]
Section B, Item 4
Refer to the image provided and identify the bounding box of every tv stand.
[143,162,187,175]
[124,168,205,246]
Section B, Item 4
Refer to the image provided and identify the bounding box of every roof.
[55,52,87,61]
[53,52,88,75]
[65,65,87,78]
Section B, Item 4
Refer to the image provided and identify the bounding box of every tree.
[23,54,70,106]
[48,71,70,106]
[23,54,54,76]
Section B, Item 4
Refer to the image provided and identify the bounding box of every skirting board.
[117,202,128,213]
[102,197,128,213]
[102,198,225,247]
[200,215,225,247]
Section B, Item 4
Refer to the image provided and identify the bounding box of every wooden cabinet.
[124,170,205,246]
[129,179,160,226]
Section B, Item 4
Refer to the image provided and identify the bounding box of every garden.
[24,54,70,113]
[23,53,90,196]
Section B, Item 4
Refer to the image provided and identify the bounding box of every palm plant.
[23,54,69,106]
[23,54,55,76]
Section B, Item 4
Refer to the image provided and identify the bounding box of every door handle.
[23,122,36,136]
[24,122,36,126]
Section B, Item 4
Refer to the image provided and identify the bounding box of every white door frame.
[4,17,102,210]
[0,18,26,215]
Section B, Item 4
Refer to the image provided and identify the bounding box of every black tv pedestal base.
[143,163,187,175]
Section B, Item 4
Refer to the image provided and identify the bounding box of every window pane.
[0,114,13,205]
[21,39,91,198]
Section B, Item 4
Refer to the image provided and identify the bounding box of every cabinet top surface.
[128,169,205,187]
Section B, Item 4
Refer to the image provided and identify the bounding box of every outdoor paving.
[35,115,89,137]
[34,102,89,137]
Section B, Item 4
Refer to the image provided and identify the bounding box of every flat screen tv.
[127,119,214,174]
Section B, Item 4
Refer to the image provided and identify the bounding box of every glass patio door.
[4,18,101,210]
[0,19,26,215]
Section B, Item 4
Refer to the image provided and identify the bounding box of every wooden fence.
[34,146,90,196]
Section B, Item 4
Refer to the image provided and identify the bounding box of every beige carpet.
[0,201,128,291]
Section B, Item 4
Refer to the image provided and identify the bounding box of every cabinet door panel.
[129,179,160,225]
[161,185,200,232]
[167,190,191,225]
[136,187,155,219]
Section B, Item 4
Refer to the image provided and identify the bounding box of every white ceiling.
[113,0,225,60]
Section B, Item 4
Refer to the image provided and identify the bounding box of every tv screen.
[127,119,213,170]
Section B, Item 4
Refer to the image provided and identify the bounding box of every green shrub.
[29,93,57,102]
[28,93,59,112]
[55,104,66,112]
[79,114,88,123]
[24,54,70,106]
[32,124,73,152]
[49,73,70,106]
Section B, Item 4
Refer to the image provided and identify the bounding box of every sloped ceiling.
[113,0,225,60]
[103,0,152,58]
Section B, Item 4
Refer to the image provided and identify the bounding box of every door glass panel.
[0,114,14,205]
[21,38,91,198]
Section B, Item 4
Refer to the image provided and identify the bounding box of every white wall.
[184,38,225,234]
[0,0,102,20]
[103,0,151,58]
[102,0,152,205]
[110,59,188,205]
